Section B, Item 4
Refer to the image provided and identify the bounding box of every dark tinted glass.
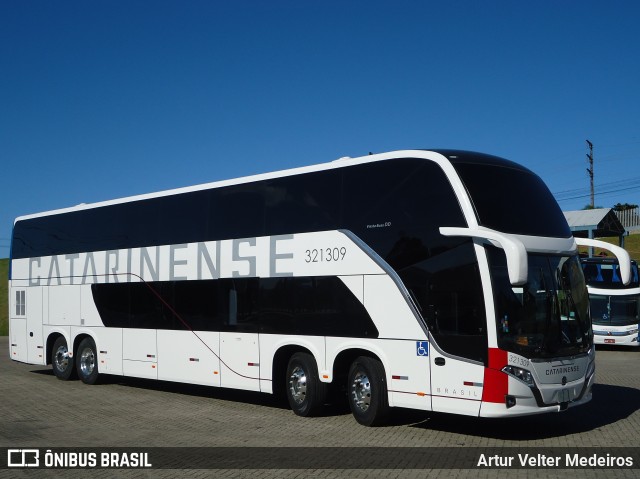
[90,282,176,330]
[609,296,640,326]
[450,154,571,238]
[342,158,467,270]
[488,248,591,358]
[92,280,232,331]
[165,279,228,331]
[11,182,267,259]
[589,295,610,325]
[260,276,377,337]
[341,158,488,360]
[90,282,130,328]
[264,170,341,236]
[230,277,261,332]
[210,185,265,240]
[12,170,342,259]
[589,294,640,327]
[581,259,640,289]
[92,276,377,338]
[399,241,487,363]
[13,157,464,262]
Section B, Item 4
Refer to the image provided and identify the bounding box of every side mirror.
[439,226,528,286]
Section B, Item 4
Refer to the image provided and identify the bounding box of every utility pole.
[586,140,594,208]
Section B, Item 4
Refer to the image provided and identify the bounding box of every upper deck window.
[581,259,640,289]
[447,152,571,238]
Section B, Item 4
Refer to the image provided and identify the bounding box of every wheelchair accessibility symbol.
[416,341,429,357]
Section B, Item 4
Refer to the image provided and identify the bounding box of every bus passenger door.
[424,246,487,417]
[26,287,45,365]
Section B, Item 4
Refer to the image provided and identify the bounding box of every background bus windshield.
[589,295,640,327]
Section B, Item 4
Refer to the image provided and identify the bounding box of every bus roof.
[14,149,502,224]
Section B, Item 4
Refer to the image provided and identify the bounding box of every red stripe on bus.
[488,348,508,370]
[482,348,508,403]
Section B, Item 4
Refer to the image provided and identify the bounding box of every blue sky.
[1,1,639,258]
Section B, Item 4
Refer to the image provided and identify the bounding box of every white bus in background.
[8,149,633,426]
[581,257,640,347]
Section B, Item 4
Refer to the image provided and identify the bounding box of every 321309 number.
[305,247,347,263]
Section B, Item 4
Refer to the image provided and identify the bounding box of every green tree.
[613,202,638,211]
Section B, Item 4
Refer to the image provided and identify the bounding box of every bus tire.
[347,356,389,426]
[76,337,100,385]
[286,352,326,417]
[52,336,76,381]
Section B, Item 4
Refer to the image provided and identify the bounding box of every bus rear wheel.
[76,337,100,385]
[286,352,326,417]
[52,336,76,380]
[347,356,389,426]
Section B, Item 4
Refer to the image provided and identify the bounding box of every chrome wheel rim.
[79,347,95,376]
[288,366,307,405]
[351,371,371,412]
[54,345,70,372]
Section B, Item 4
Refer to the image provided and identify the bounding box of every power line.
[556,183,640,202]
[554,176,640,200]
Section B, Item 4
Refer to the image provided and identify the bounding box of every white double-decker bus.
[581,257,640,347]
[9,149,631,425]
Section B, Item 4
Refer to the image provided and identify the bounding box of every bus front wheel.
[286,352,326,417]
[347,356,389,426]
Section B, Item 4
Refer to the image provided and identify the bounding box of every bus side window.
[264,170,341,236]
[228,278,260,332]
[228,287,238,327]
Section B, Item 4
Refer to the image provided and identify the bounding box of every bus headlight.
[502,365,535,388]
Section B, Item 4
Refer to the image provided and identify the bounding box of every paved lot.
[1,336,639,478]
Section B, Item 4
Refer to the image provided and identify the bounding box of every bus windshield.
[589,294,640,327]
[448,153,571,238]
[488,248,591,358]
